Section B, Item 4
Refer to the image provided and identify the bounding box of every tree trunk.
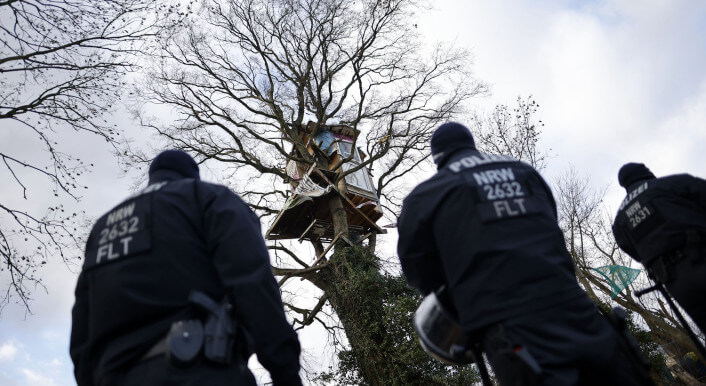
[368,233,377,253]
[328,194,350,244]
[316,246,452,385]
[326,286,389,385]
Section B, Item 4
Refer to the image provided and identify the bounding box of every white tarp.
[294,174,332,197]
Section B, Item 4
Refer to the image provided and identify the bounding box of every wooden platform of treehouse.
[265,168,385,242]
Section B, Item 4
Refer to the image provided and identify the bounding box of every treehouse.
[265,122,385,244]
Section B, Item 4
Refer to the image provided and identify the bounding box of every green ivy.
[317,246,479,385]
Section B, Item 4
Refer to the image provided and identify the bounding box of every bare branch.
[0,0,192,310]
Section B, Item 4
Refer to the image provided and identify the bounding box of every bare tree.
[472,95,548,170]
[0,0,190,311]
[124,0,487,382]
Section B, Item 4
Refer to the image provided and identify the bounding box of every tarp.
[282,175,333,210]
[592,265,642,299]
[294,174,332,197]
[312,129,336,155]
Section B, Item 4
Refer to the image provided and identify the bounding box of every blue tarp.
[312,130,336,155]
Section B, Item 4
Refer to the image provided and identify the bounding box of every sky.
[1,0,706,385]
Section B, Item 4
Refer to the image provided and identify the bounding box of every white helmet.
[413,289,476,365]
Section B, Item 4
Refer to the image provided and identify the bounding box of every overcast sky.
[1,1,705,385]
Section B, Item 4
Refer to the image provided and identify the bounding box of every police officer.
[397,123,652,385]
[70,150,302,386]
[612,162,706,334]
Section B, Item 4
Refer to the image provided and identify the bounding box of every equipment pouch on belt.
[647,258,672,284]
[189,290,236,364]
[648,249,687,284]
[166,320,204,368]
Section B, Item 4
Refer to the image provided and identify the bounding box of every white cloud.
[425,1,706,190]
[0,372,20,386]
[413,0,706,223]
[21,368,57,386]
[0,342,18,362]
[645,79,706,176]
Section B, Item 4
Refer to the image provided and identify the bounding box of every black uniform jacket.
[70,172,301,385]
[612,174,706,265]
[397,149,586,332]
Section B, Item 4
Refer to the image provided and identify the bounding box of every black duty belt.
[139,291,237,367]
[140,319,205,368]
[646,250,687,284]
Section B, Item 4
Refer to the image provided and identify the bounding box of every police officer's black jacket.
[397,149,586,332]
[70,172,301,385]
[612,174,706,265]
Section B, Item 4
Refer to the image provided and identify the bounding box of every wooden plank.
[310,230,358,267]
[357,232,373,244]
[298,219,318,243]
[341,195,385,234]
[340,235,354,246]
[266,197,314,240]
[311,233,340,266]
[265,205,290,239]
